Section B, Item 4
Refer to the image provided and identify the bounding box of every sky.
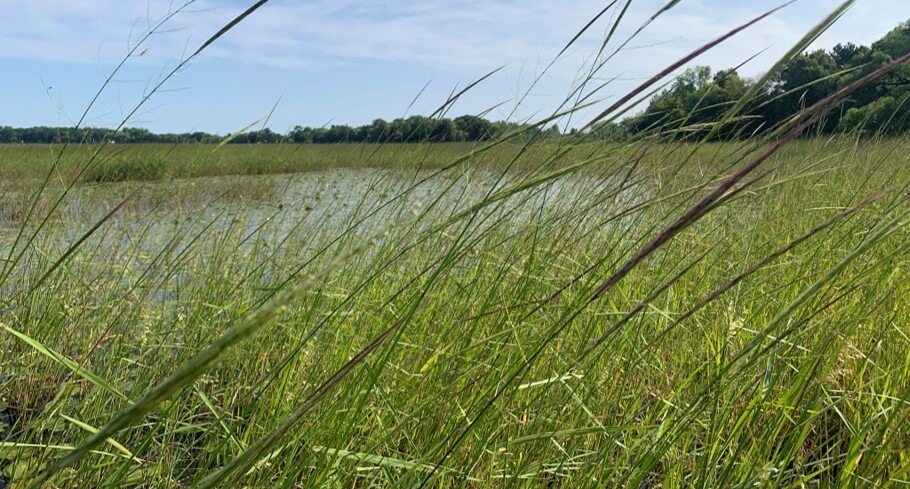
[1,0,907,134]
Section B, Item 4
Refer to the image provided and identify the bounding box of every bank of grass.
[4,0,910,486]
[1,138,908,184]
[0,143,516,183]
[2,133,910,486]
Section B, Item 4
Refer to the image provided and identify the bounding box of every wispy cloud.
[2,1,903,75]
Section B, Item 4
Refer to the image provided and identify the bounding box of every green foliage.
[4,139,910,487]
[838,95,910,134]
[873,20,910,58]
[82,154,169,183]
[4,2,910,488]
[623,19,910,139]
[0,143,556,184]
[0,116,555,146]
[286,115,542,144]
[0,126,220,144]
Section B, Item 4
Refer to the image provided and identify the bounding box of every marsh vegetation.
[2,1,910,487]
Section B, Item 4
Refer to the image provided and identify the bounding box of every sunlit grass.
[2,135,910,486]
[3,0,910,486]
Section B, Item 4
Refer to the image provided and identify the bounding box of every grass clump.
[82,154,169,183]
[3,136,910,488]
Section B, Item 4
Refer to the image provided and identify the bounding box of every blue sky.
[1,0,907,134]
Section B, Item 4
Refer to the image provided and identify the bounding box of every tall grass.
[0,143,559,184]
[2,0,910,487]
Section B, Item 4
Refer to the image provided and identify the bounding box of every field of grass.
[2,134,910,487]
[0,143,529,184]
[0,138,886,182]
[4,0,910,486]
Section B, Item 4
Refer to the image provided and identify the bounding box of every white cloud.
[1,1,904,75]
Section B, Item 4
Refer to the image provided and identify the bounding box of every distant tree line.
[2,21,908,145]
[0,116,561,145]
[0,126,223,144]
[285,116,563,143]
